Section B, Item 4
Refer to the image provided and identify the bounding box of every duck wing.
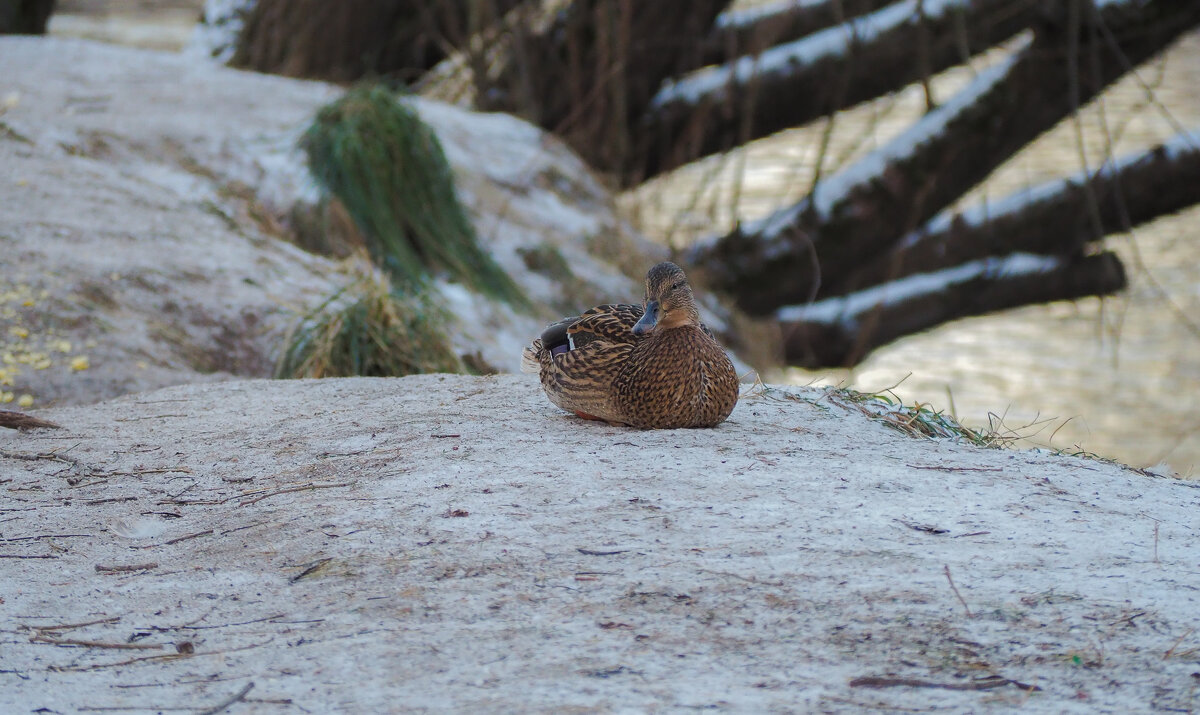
[541,303,643,351]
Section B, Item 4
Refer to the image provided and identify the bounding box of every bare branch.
[843,129,1200,292]
[637,0,1039,182]
[777,252,1126,368]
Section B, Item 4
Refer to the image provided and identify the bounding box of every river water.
[50,4,1200,475]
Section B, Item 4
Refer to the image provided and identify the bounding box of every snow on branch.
[750,40,1027,240]
[777,252,1060,326]
[714,0,832,31]
[776,252,1126,368]
[704,0,899,67]
[652,0,969,111]
[635,0,1035,184]
[841,127,1200,292]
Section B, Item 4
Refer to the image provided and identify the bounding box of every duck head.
[632,262,701,336]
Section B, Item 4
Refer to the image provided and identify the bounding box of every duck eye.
[670,281,685,291]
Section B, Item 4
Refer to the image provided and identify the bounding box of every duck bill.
[632,301,659,336]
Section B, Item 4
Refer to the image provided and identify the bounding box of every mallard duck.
[522,262,738,429]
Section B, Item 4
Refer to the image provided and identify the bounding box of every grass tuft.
[752,382,1001,446]
[301,84,528,308]
[823,386,997,445]
[275,258,462,379]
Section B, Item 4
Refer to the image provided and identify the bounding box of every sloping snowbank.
[0,37,660,408]
[2,374,1198,711]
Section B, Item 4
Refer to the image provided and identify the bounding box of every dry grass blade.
[275,258,462,379]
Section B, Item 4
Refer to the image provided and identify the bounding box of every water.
[629,31,1200,476]
[49,1,199,51]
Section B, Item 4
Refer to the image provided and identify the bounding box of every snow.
[652,0,969,110]
[184,0,256,63]
[714,0,828,31]
[913,125,1200,243]
[1159,125,1200,159]
[2,374,1198,711]
[776,252,1061,325]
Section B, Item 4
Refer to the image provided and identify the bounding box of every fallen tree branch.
[843,129,1200,292]
[700,0,897,66]
[776,252,1125,367]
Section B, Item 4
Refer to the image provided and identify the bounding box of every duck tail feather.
[520,342,542,374]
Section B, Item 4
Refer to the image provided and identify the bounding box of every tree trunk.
[688,0,1200,316]
[0,0,54,34]
[843,131,1200,293]
[638,0,1040,184]
[778,252,1126,368]
[231,0,522,82]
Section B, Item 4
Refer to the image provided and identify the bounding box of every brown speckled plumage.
[522,262,738,429]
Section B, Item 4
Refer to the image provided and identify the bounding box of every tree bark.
[688,0,1200,316]
[843,132,1200,293]
[778,252,1126,368]
[636,0,1041,184]
[699,0,897,66]
[231,0,522,82]
[0,0,55,34]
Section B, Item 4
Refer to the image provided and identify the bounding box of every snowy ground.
[2,374,1198,712]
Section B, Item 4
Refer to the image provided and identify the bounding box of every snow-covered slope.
[2,374,1198,711]
[0,37,661,407]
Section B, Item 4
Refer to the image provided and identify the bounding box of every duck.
[522,261,739,429]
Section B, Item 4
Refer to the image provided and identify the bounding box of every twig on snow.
[95,562,158,573]
[850,675,1039,691]
[165,529,214,545]
[1164,628,1195,659]
[3,533,93,542]
[943,565,972,618]
[29,634,164,650]
[290,558,333,583]
[239,482,352,506]
[198,682,255,715]
[0,448,78,464]
[20,616,120,632]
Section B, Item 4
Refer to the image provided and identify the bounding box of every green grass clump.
[276,262,462,379]
[301,84,527,308]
